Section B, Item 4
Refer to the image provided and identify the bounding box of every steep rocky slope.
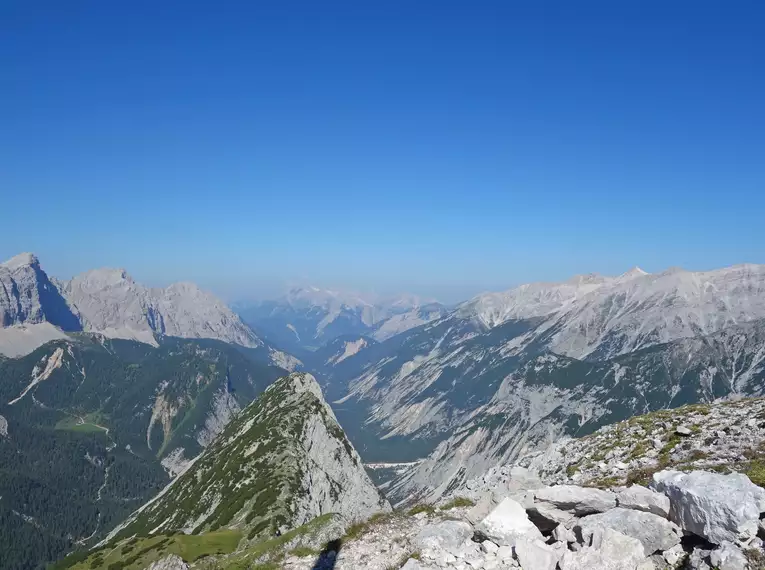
[108,372,389,542]
[326,265,765,502]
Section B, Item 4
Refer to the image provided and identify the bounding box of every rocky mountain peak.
[0,252,40,271]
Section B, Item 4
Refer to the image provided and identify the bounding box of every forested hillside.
[0,335,285,570]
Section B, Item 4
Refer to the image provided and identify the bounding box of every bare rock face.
[62,269,262,348]
[0,253,80,330]
[0,414,8,438]
[0,254,293,365]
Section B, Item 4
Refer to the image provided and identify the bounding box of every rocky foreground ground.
[142,399,765,570]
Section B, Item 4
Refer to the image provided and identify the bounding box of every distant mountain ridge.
[237,286,448,356]
[0,253,298,369]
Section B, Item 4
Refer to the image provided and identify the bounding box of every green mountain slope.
[0,335,285,570]
[110,372,389,544]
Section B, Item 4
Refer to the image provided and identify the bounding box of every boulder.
[651,470,765,544]
[534,485,617,516]
[514,538,560,570]
[559,528,649,570]
[416,519,474,557]
[616,485,670,518]
[576,507,681,555]
[401,560,424,570]
[662,543,685,566]
[477,497,544,547]
[527,502,578,532]
[709,541,748,570]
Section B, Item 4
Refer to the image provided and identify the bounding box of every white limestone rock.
[559,527,649,570]
[477,497,544,547]
[514,537,561,570]
[651,470,765,544]
[576,507,681,555]
[709,541,749,570]
[662,543,686,566]
[552,524,576,543]
[616,485,670,518]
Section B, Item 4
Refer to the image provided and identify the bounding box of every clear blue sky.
[1,1,764,302]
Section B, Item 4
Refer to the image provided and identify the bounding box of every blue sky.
[1,1,764,302]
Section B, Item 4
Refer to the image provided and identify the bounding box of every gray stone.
[527,502,578,532]
[576,508,681,555]
[662,543,685,565]
[534,485,617,515]
[616,485,670,518]
[416,519,474,556]
[477,497,544,547]
[651,470,765,544]
[401,560,424,570]
[709,541,748,570]
[480,540,499,554]
[676,426,692,436]
[559,528,648,570]
[687,547,713,570]
[552,524,576,543]
[514,538,560,570]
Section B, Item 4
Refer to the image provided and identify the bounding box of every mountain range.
[0,253,298,370]
[236,286,447,358]
[5,252,765,569]
[321,263,765,501]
